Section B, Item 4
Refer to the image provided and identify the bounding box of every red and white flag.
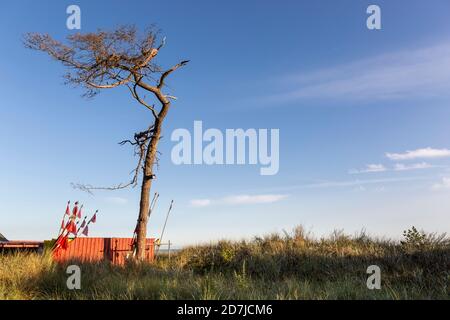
[55,234,66,250]
[82,226,89,236]
[78,205,83,219]
[61,237,69,250]
[65,201,71,216]
[90,212,97,224]
[72,201,79,218]
[66,220,77,235]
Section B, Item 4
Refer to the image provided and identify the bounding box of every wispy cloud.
[190,199,212,208]
[302,176,428,189]
[386,148,450,161]
[190,194,288,208]
[393,162,434,171]
[350,162,436,174]
[222,194,288,205]
[266,42,450,103]
[432,177,450,190]
[349,164,387,174]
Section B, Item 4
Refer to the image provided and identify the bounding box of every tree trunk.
[135,102,170,260]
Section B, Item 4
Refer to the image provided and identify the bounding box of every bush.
[401,226,449,252]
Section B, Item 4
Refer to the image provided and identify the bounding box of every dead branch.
[157,60,190,89]
[24,26,161,97]
[126,78,158,119]
[73,125,155,194]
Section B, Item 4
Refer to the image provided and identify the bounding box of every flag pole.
[53,201,73,251]
[58,201,70,236]
[52,219,72,251]
[53,202,84,251]
[156,200,174,257]
[76,216,87,236]
[148,192,159,217]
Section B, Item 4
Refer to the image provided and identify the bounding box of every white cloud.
[393,162,434,171]
[104,197,128,205]
[350,162,436,174]
[303,176,428,189]
[386,148,450,161]
[432,177,450,190]
[266,42,450,103]
[222,194,288,205]
[190,194,288,208]
[349,164,386,174]
[190,199,212,208]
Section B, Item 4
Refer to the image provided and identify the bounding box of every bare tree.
[24,26,188,260]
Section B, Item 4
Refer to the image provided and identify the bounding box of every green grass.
[1,226,449,299]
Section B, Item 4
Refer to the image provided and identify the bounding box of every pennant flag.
[54,235,63,248]
[61,236,69,250]
[82,226,89,236]
[65,201,71,216]
[69,221,77,234]
[78,205,83,219]
[54,233,69,250]
[72,201,79,217]
[80,219,86,229]
[60,219,65,230]
[66,220,77,235]
[90,212,97,223]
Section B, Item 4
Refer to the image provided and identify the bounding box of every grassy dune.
[1,227,449,299]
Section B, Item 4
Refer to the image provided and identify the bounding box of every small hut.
[0,232,43,253]
[0,232,8,242]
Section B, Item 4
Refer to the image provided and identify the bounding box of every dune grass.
[1,226,449,299]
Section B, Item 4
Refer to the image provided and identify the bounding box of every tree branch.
[73,125,155,194]
[87,73,132,89]
[157,60,190,89]
[133,73,168,105]
[126,78,158,119]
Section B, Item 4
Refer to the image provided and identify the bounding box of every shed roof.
[0,232,8,242]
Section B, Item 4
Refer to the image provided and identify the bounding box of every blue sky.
[1,1,450,245]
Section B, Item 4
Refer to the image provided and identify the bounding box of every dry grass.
[1,226,449,300]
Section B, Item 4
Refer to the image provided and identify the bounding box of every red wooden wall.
[53,237,155,265]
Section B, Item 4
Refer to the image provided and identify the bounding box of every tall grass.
[1,226,449,299]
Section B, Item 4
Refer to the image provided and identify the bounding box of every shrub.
[401,226,428,250]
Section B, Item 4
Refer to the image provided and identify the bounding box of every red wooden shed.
[53,237,155,265]
[0,240,44,253]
